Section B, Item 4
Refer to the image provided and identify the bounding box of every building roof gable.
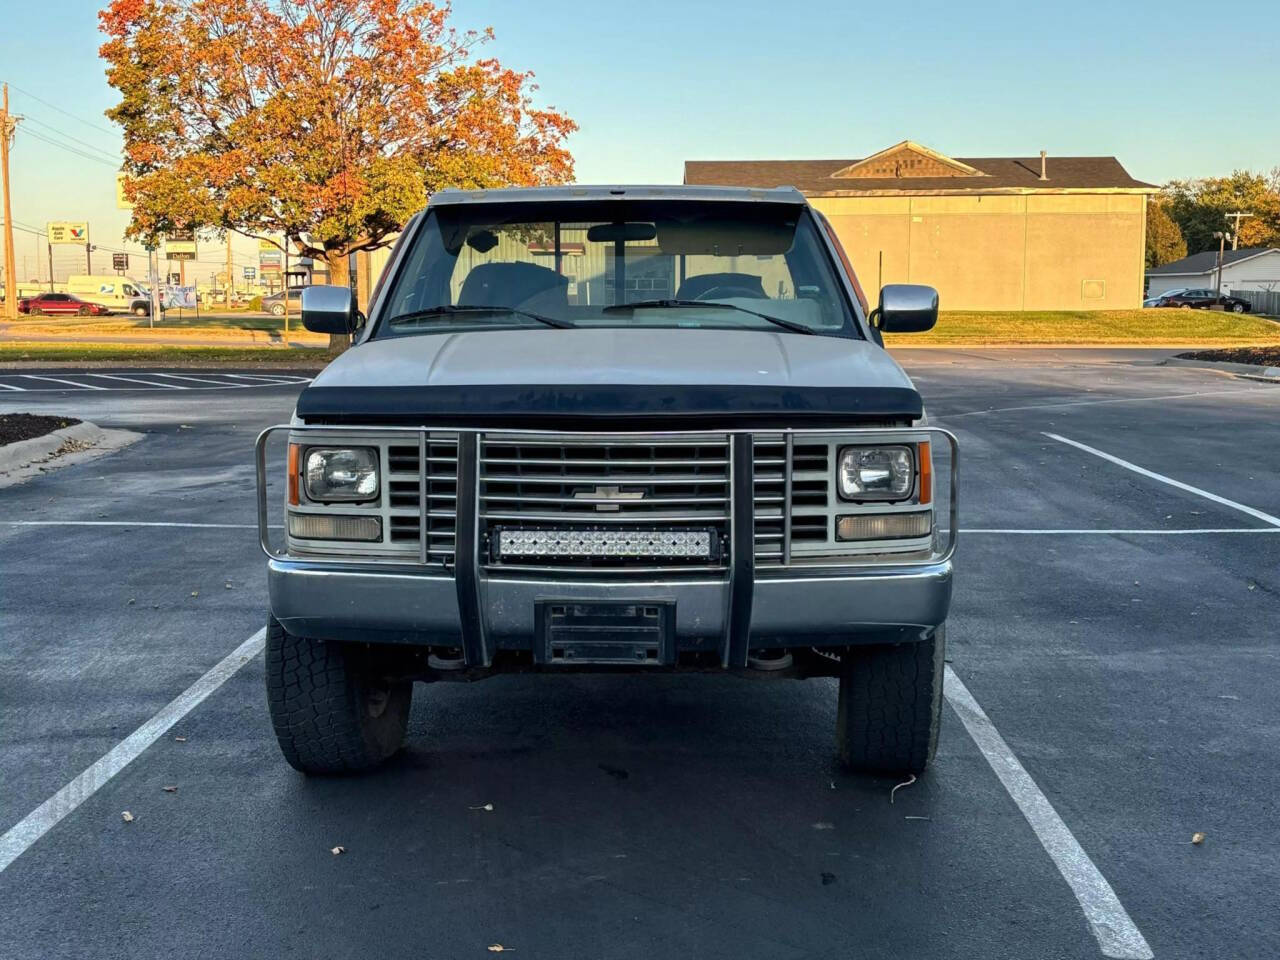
[830,141,984,180]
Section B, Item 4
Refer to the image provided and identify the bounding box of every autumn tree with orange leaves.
[100,0,575,342]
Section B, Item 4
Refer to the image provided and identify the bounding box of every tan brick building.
[685,141,1157,311]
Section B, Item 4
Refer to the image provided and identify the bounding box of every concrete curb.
[0,420,141,488]
[1160,357,1280,381]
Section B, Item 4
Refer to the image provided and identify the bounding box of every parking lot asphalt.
[1,350,1277,960]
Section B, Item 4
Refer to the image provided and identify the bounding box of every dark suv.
[1156,288,1251,312]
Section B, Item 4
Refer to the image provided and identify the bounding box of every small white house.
[1146,247,1280,298]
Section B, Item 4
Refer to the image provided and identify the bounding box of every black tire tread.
[836,626,945,775]
[264,617,409,775]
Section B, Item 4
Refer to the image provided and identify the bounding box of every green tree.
[1163,171,1279,254]
[1145,200,1186,268]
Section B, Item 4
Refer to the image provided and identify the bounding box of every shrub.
[248,295,263,312]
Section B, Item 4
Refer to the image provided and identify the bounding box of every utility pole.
[1,83,20,319]
[1212,231,1233,299]
[226,232,233,308]
[1226,212,1253,250]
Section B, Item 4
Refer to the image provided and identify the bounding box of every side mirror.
[876,284,938,333]
[301,285,355,334]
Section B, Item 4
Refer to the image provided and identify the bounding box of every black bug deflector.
[293,383,923,429]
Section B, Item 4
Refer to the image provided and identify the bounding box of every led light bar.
[288,513,382,542]
[835,511,932,542]
[495,528,714,560]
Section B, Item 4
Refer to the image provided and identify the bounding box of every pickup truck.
[257,185,956,777]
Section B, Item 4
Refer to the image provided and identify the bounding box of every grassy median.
[884,309,1280,346]
[8,313,328,343]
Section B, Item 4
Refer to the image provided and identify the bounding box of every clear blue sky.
[3,0,1277,279]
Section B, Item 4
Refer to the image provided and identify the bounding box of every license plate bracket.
[535,601,675,666]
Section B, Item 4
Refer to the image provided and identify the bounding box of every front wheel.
[77,305,90,316]
[1232,303,1245,313]
[264,616,412,774]
[836,625,945,775]
[30,306,41,316]
[134,305,148,317]
[270,303,285,317]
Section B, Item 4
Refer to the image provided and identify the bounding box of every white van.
[66,275,154,316]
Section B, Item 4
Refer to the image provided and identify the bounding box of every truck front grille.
[480,435,731,570]
[385,436,459,564]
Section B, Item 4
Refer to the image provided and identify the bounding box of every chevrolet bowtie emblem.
[575,485,644,512]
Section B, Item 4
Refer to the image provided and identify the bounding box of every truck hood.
[296,328,921,427]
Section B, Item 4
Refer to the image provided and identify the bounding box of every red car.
[17,293,112,317]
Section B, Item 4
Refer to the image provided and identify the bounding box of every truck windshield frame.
[372,200,864,341]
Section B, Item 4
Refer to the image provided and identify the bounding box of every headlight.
[838,445,914,501]
[303,447,379,502]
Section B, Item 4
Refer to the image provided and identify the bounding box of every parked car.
[255,185,957,777]
[1155,288,1251,312]
[261,287,306,316]
[17,293,112,317]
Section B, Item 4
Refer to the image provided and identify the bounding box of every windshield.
[376,200,860,338]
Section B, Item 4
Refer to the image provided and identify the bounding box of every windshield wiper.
[601,298,815,335]
[387,304,574,329]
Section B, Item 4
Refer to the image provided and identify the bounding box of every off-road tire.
[265,616,412,774]
[836,625,945,775]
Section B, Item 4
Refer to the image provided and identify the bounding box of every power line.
[23,116,120,162]
[3,82,118,138]
[20,128,120,168]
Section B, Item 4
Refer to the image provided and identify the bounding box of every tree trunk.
[324,250,352,352]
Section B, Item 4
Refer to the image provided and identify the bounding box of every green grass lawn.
[9,312,324,340]
[0,342,328,366]
[884,309,1280,346]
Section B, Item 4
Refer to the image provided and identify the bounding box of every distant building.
[1146,247,1280,298]
[685,140,1156,311]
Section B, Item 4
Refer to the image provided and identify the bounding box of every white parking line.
[1044,432,1280,528]
[0,628,266,875]
[963,527,1280,535]
[0,381,25,391]
[85,373,186,389]
[150,372,245,386]
[18,374,107,390]
[942,385,1276,419]
[0,520,256,529]
[944,666,1153,959]
[222,373,308,384]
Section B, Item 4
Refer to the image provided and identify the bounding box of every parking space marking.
[85,373,186,389]
[150,372,247,386]
[0,628,266,875]
[0,372,313,392]
[964,527,1280,535]
[0,520,256,529]
[944,666,1153,960]
[1045,432,1280,528]
[943,385,1275,419]
[18,374,107,390]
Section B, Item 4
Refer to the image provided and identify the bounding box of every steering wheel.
[693,285,767,301]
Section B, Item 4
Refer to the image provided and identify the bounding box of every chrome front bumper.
[268,557,952,662]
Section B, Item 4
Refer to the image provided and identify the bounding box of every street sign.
[48,222,89,245]
[115,174,134,211]
[112,252,129,271]
[166,227,196,261]
[243,266,256,279]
